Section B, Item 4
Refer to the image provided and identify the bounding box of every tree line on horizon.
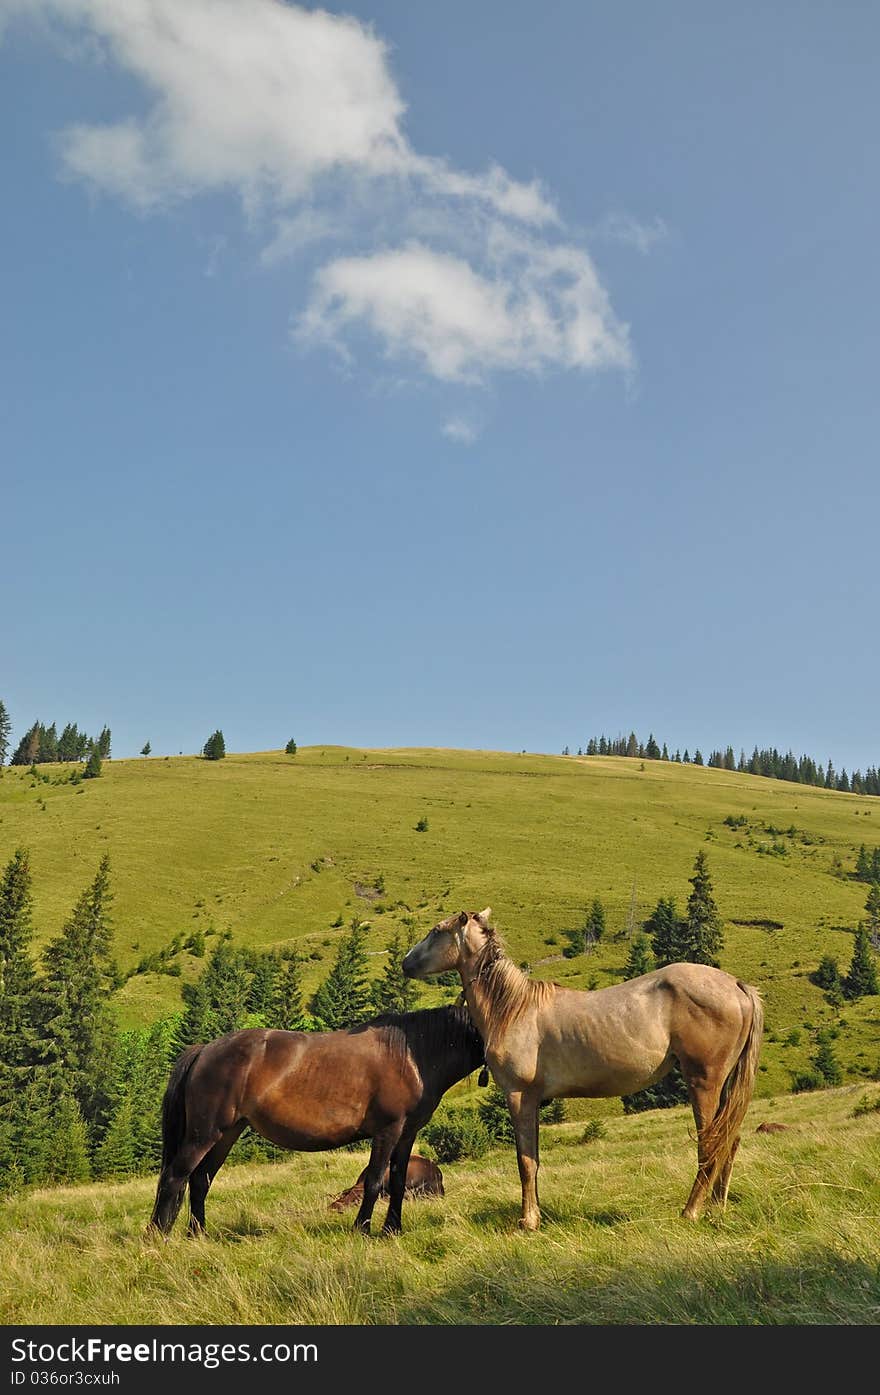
[568,730,880,798]
[0,704,110,772]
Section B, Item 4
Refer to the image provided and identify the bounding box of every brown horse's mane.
[470,930,558,1035]
[360,1002,484,1072]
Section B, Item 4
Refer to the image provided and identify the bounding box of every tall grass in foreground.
[2,1084,878,1325]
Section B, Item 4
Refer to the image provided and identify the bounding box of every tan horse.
[403,909,763,1229]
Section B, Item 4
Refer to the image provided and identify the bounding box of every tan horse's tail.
[700,983,764,1181]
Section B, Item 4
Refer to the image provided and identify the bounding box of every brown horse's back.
[187,1027,425,1152]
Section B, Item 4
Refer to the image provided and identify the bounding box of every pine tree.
[41,856,118,1132]
[83,747,102,779]
[0,849,43,1192]
[0,849,39,1050]
[812,1032,842,1086]
[140,742,151,757]
[811,954,841,992]
[127,1018,177,1172]
[202,730,226,760]
[48,1091,92,1184]
[856,845,872,881]
[58,724,79,762]
[693,749,704,766]
[97,727,111,758]
[681,851,724,966]
[646,896,684,966]
[269,953,309,1031]
[645,734,661,760]
[39,723,59,763]
[562,899,606,958]
[176,942,250,1049]
[0,701,10,768]
[843,927,879,1000]
[175,974,212,1050]
[589,897,607,945]
[11,723,41,766]
[309,919,372,1030]
[865,882,880,946]
[93,1095,136,1179]
[371,931,420,1015]
[623,932,653,979]
[246,952,278,1017]
[285,738,297,755]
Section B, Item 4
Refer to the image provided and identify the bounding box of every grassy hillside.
[1,746,879,1096]
[2,1082,878,1324]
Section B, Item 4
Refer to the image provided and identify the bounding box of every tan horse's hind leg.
[711,1134,740,1210]
[680,1079,724,1222]
[506,1090,541,1231]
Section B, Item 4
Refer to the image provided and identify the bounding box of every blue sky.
[2,1,878,769]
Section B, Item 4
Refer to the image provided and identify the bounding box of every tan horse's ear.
[476,907,492,927]
[457,911,469,927]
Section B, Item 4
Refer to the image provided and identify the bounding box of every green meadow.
[2,1082,878,1325]
[1,746,878,1096]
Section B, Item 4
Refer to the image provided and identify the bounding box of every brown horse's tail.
[149,1044,203,1230]
[700,983,764,1182]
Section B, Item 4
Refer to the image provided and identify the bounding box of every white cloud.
[13,0,553,224]
[299,238,631,383]
[5,0,638,390]
[594,211,669,255]
[442,416,480,445]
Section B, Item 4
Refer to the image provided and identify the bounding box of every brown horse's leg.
[680,1078,723,1221]
[711,1135,740,1209]
[353,1122,404,1235]
[151,1137,222,1236]
[506,1090,541,1231]
[381,1130,417,1236]
[187,1121,246,1235]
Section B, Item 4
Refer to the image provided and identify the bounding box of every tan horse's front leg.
[506,1090,540,1231]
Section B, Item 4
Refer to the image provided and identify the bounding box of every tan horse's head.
[402,908,493,979]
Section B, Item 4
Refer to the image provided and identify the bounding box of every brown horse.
[149,1004,483,1237]
[328,1155,444,1211]
[403,909,763,1229]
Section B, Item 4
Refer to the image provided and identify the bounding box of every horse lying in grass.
[403,909,763,1230]
[328,1154,444,1211]
[149,1004,482,1237]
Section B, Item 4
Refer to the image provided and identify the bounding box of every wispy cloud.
[6,0,637,391]
[593,211,670,255]
[442,416,480,445]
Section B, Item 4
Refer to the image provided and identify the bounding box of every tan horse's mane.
[470,929,559,1034]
